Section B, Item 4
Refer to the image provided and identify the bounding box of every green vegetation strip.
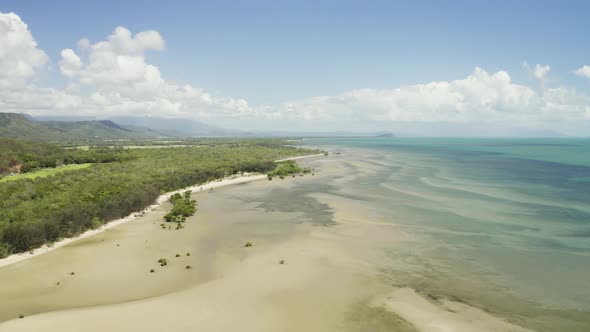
[0,138,132,174]
[0,164,92,183]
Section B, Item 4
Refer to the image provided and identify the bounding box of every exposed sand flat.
[374,287,533,332]
[0,152,540,331]
[0,174,329,322]
[0,227,377,332]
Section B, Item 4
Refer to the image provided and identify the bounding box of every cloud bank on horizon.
[1,12,590,136]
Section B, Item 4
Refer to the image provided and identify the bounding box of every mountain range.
[0,113,176,141]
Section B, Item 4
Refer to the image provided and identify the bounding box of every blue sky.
[1,1,590,135]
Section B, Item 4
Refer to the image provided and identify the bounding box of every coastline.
[0,148,572,331]
[0,153,324,268]
[275,153,325,162]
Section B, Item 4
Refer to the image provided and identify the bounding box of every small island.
[376,132,394,138]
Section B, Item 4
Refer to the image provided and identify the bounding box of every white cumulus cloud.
[574,65,590,79]
[54,26,252,119]
[59,49,82,77]
[0,12,48,88]
[270,68,542,124]
[237,67,589,134]
[533,64,550,81]
[523,62,551,85]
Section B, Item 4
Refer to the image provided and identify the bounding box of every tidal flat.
[1,143,589,331]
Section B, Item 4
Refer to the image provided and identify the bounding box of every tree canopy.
[164,191,196,223]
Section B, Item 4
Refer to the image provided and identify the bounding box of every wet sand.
[0,153,543,331]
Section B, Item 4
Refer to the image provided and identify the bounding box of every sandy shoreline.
[0,150,557,331]
[275,153,325,162]
[0,153,323,268]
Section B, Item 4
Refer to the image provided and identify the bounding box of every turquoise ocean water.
[303,138,590,314]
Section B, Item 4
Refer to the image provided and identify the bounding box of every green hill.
[0,113,175,142]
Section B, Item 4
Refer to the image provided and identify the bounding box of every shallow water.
[299,138,590,330]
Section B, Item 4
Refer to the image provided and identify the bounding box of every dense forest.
[0,140,318,257]
[0,138,130,174]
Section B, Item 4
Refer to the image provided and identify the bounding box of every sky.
[1,0,590,135]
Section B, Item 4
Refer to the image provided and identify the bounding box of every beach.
[0,174,268,268]
[0,149,553,332]
[0,154,322,269]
